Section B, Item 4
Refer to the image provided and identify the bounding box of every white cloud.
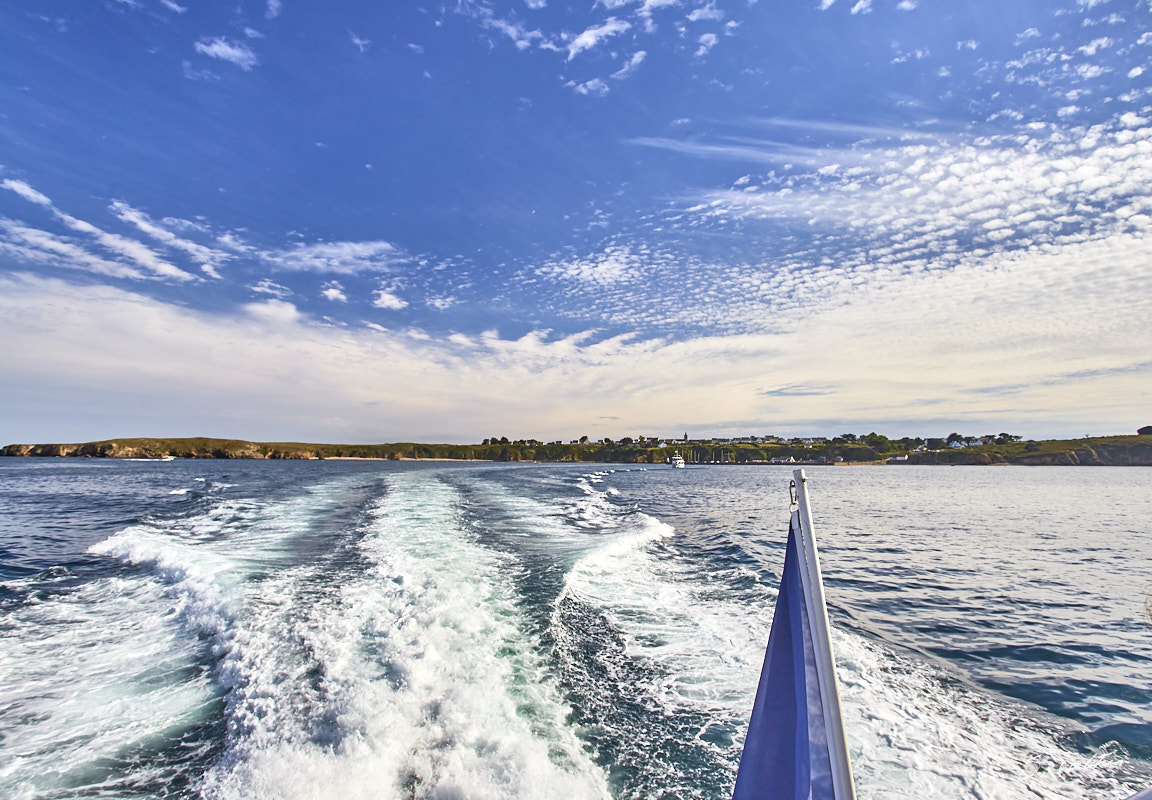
[266,0,282,19]
[427,296,457,310]
[263,240,403,274]
[109,201,228,278]
[687,2,724,22]
[245,299,301,324]
[567,18,631,60]
[635,0,682,32]
[181,60,217,81]
[1129,66,1145,78]
[0,220,147,280]
[159,0,187,12]
[350,32,371,52]
[525,0,547,8]
[1016,28,1041,43]
[1,179,51,207]
[194,37,258,70]
[479,15,544,51]
[322,281,348,302]
[528,111,1152,371]
[216,232,253,252]
[629,135,859,167]
[571,78,611,96]
[892,48,930,63]
[896,0,917,9]
[1078,37,1113,56]
[249,279,292,298]
[2,180,195,281]
[612,50,647,79]
[695,33,719,57]
[538,246,640,286]
[818,0,837,9]
[372,288,409,310]
[850,0,872,14]
[1,266,1146,444]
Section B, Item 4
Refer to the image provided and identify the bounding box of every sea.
[1,459,1150,800]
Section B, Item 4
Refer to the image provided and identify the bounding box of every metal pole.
[793,468,856,800]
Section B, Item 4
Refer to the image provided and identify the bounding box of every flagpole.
[793,468,856,800]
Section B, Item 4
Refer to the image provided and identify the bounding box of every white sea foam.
[557,483,1144,800]
[0,481,362,799]
[834,631,1143,799]
[201,471,610,800]
[558,510,765,746]
[0,572,217,798]
[6,464,1143,800]
[0,494,278,798]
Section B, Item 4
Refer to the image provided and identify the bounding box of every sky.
[1,0,1150,445]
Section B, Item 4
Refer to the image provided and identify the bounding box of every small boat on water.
[670,452,686,469]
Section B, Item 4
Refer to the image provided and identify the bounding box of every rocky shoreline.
[902,441,1152,466]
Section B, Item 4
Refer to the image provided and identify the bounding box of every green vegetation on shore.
[3,432,1151,466]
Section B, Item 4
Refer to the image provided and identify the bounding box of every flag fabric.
[732,512,841,800]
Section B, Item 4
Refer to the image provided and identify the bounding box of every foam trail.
[0,489,291,797]
[0,559,221,798]
[0,479,370,799]
[202,471,609,800]
[833,631,1146,799]
[556,476,1148,800]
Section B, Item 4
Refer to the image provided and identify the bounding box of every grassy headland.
[2,434,1151,465]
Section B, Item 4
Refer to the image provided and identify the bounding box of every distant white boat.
[670,452,686,469]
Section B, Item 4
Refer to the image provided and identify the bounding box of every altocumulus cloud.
[262,240,405,274]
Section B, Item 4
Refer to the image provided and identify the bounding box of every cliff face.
[907,441,1152,466]
[0,441,316,459]
[907,450,1007,465]
[3,443,81,457]
[1012,443,1152,466]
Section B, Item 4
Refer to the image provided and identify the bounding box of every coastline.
[2,435,1150,467]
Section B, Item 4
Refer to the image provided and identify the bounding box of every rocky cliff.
[0,440,319,460]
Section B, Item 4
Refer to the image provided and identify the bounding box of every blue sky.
[2,0,1150,444]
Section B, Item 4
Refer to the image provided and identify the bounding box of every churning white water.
[0,460,1149,799]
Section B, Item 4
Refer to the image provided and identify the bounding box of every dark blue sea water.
[1,459,1150,799]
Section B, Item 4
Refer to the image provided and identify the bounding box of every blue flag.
[732,513,839,800]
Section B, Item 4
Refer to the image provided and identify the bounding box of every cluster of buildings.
[562,434,833,447]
